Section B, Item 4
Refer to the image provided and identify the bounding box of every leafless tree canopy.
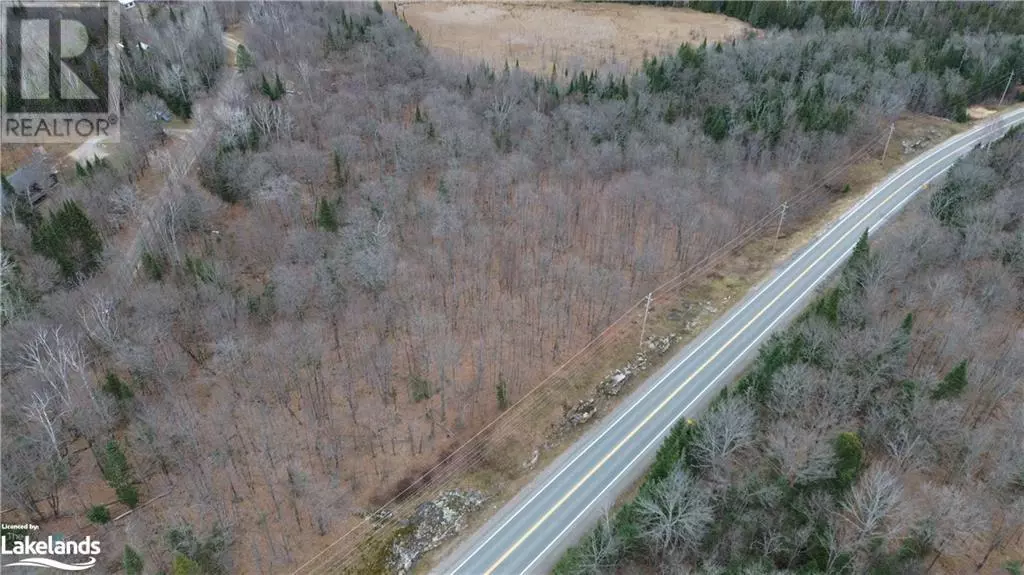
[559,129,1024,573]
[2,2,1022,573]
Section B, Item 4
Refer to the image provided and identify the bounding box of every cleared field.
[396,1,751,75]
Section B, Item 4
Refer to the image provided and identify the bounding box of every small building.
[3,148,58,207]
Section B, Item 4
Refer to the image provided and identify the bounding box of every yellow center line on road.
[479,126,1001,575]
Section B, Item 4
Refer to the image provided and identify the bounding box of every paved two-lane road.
[439,107,1024,575]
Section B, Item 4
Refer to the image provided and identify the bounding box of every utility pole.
[999,70,1015,107]
[639,292,652,347]
[774,202,788,252]
[882,122,895,161]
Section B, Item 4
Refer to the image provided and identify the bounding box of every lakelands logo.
[1,0,120,143]
[1,524,101,571]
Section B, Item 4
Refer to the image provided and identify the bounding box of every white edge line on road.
[521,146,971,575]
[449,111,1023,574]
[502,134,977,575]
[446,109,1024,575]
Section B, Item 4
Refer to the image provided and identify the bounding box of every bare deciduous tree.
[840,466,905,549]
[568,512,621,575]
[78,290,120,351]
[635,465,713,555]
[691,396,756,483]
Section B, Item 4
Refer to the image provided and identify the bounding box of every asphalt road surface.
[438,106,1024,575]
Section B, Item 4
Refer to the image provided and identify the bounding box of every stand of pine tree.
[2,2,1022,573]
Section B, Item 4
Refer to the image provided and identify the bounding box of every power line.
[311,129,897,573]
[295,130,892,575]
[298,83,1013,571]
[639,292,652,347]
[883,122,895,160]
[774,202,788,252]
[300,131,890,573]
[999,70,1015,107]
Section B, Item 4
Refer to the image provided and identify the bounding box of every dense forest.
[681,0,1024,36]
[556,129,1024,574]
[1,1,1022,572]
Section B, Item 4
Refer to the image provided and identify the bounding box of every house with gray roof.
[2,148,58,209]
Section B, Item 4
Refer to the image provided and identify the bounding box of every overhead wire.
[298,68,1019,573]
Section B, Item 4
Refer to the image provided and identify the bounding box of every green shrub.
[496,375,509,411]
[931,360,968,400]
[317,197,340,232]
[897,524,934,560]
[116,484,140,508]
[31,200,103,282]
[804,521,853,571]
[833,432,864,490]
[809,285,843,326]
[642,57,669,93]
[234,44,253,70]
[798,81,853,133]
[100,440,139,508]
[409,374,432,402]
[141,251,166,281]
[645,418,697,484]
[663,100,679,124]
[184,256,215,284]
[702,106,732,141]
[86,505,110,524]
[123,545,144,575]
[734,331,804,402]
[102,373,134,402]
[167,523,230,575]
[260,73,286,100]
[172,554,202,575]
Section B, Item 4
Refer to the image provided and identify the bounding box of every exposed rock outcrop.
[598,334,680,396]
[386,489,486,574]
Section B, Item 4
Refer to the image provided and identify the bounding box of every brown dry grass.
[967,105,997,120]
[1,143,79,174]
[396,1,751,75]
[1,145,40,174]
